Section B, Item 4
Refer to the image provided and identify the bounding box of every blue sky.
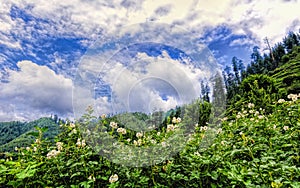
[0,0,299,121]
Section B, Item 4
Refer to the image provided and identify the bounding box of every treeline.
[221,31,300,115]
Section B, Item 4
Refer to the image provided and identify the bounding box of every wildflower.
[236,114,241,119]
[76,138,86,148]
[56,142,63,151]
[47,150,60,159]
[217,128,222,134]
[172,117,181,124]
[287,94,298,101]
[254,111,259,116]
[243,110,247,114]
[239,132,243,135]
[100,114,106,119]
[273,125,276,129]
[33,147,37,152]
[109,174,118,183]
[26,147,30,151]
[176,117,181,123]
[283,126,289,131]
[70,123,76,128]
[157,132,161,136]
[167,124,175,132]
[221,141,225,145]
[250,118,254,121]
[117,128,127,135]
[161,141,167,147]
[248,103,255,108]
[35,139,41,144]
[136,132,143,138]
[137,139,142,146]
[110,122,118,129]
[133,140,138,146]
[200,126,208,131]
[194,151,200,156]
[127,138,131,143]
[71,129,77,134]
[221,117,228,122]
[258,115,264,119]
[88,175,96,181]
[278,99,285,103]
[15,147,18,151]
[249,110,254,114]
[150,139,156,144]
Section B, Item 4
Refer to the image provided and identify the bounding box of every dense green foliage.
[0,96,299,187]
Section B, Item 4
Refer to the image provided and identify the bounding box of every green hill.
[270,46,300,95]
[0,117,61,153]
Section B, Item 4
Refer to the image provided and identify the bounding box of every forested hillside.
[0,117,61,153]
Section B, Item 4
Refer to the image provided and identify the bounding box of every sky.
[0,0,299,122]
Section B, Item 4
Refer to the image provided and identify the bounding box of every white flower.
[109,174,118,183]
[26,147,30,151]
[248,103,255,108]
[194,151,200,156]
[172,117,177,124]
[283,126,289,131]
[217,128,222,134]
[250,118,254,121]
[133,140,138,146]
[172,117,181,124]
[117,128,126,135]
[127,138,131,143]
[258,115,264,119]
[239,132,243,135]
[33,147,37,152]
[88,175,96,181]
[249,110,254,114]
[236,114,241,119]
[150,139,156,144]
[71,129,77,134]
[35,139,41,144]
[161,141,167,147]
[70,123,76,128]
[200,126,208,131]
[221,141,225,145]
[56,142,63,151]
[136,132,143,138]
[76,138,86,148]
[273,125,276,129]
[278,99,286,103]
[221,117,228,122]
[15,147,18,151]
[157,132,161,136]
[109,122,118,129]
[137,139,142,146]
[167,124,175,132]
[47,150,60,159]
[100,114,106,119]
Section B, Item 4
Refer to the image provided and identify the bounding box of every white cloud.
[0,60,73,121]
[89,50,211,116]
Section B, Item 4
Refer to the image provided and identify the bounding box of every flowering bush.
[0,95,299,187]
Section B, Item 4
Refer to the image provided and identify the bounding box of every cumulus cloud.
[0,60,73,121]
[88,50,210,117]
